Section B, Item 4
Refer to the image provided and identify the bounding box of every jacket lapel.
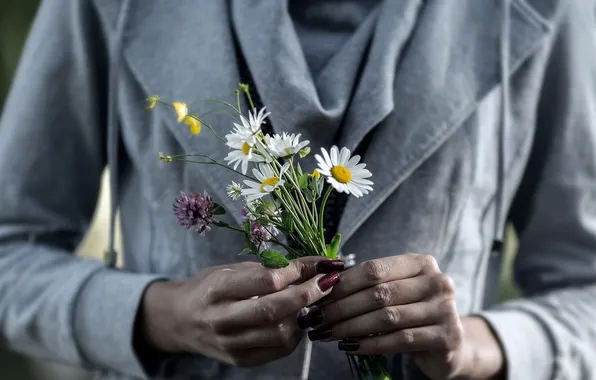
[337,0,551,244]
[123,0,248,227]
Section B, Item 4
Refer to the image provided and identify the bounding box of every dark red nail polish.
[297,307,324,329]
[338,339,360,351]
[308,327,332,341]
[317,272,340,292]
[316,260,345,274]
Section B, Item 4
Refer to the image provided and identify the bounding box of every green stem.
[168,156,254,180]
[188,115,226,143]
[318,186,333,242]
[242,88,255,111]
[198,109,241,124]
[235,90,242,113]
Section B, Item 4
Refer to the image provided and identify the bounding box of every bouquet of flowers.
[147,84,390,380]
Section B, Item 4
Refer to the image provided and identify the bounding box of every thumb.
[290,256,345,284]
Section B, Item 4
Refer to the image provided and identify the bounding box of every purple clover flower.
[250,220,279,247]
[173,191,218,235]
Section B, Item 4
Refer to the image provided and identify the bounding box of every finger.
[319,277,432,326]
[327,254,440,301]
[325,301,440,341]
[221,329,303,368]
[211,256,332,300]
[206,316,299,350]
[340,324,457,355]
[225,272,340,327]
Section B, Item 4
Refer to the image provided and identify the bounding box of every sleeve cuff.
[73,268,167,378]
[478,308,556,380]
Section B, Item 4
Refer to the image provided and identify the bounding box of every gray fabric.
[1,1,596,380]
[289,0,379,76]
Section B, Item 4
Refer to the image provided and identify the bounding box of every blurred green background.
[0,1,520,379]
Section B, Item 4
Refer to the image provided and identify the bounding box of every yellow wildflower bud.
[183,116,201,135]
[146,95,160,110]
[239,83,250,92]
[172,102,188,123]
[309,169,320,179]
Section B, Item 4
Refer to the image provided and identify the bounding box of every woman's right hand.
[137,257,342,367]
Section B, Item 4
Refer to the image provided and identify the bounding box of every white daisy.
[224,126,267,174]
[265,132,310,158]
[241,163,290,202]
[236,107,271,135]
[315,146,373,198]
[226,181,243,200]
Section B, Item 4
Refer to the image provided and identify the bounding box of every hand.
[300,254,470,379]
[137,257,342,368]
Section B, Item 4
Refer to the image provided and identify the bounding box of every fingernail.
[338,339,360,352]
[308,327,332,341]
[317,272,340,292]
[316,260,345,274]
[297,306,324,329]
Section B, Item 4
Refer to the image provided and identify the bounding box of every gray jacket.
[1,0,596,379]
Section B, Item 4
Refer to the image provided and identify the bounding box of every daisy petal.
[321,148,333,167]
[330,146,339,165]
[339,147,351,165]
[347,155,361,167]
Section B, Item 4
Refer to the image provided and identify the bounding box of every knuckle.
[297,288,314,307]
[371,284,392,307]
[213,335,232,351]
[362,260,387,283]
[259,271,284,292]
[420,254,439,273]
[380,307,401,327]
[399,329,416,345]
[206,313,228,334]
[438,298,458,317]
[274,323,295,345]
[432,274,455,296]
[256,300,280,324]
[204,284,220,302]
[444,320,464,350]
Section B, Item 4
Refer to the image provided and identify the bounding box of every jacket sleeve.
[0,1,164,377]
[479,2,596,379]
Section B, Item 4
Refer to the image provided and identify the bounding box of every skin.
[137,256,336,368]
[138,253,504,378]
[318,254,504,380]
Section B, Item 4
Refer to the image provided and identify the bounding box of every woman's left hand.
[298,254,467,379]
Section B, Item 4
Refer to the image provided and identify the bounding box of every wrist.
[456,316,505,380]
[135,280,184,354]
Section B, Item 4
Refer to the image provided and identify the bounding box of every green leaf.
[259,249,290,268]
[282,210,294,231]
[212,202,226,215]
[325,233,342,259]
[298,174,309,189]
[305,188,314,203]
[298,147,311,158]
[256,217,270,226]
[296,163,303,177]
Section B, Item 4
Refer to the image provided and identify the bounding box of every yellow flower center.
[260,177,279,192]
[331,166,352,184]
[242,142,252,155]
[284,147,291,154]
